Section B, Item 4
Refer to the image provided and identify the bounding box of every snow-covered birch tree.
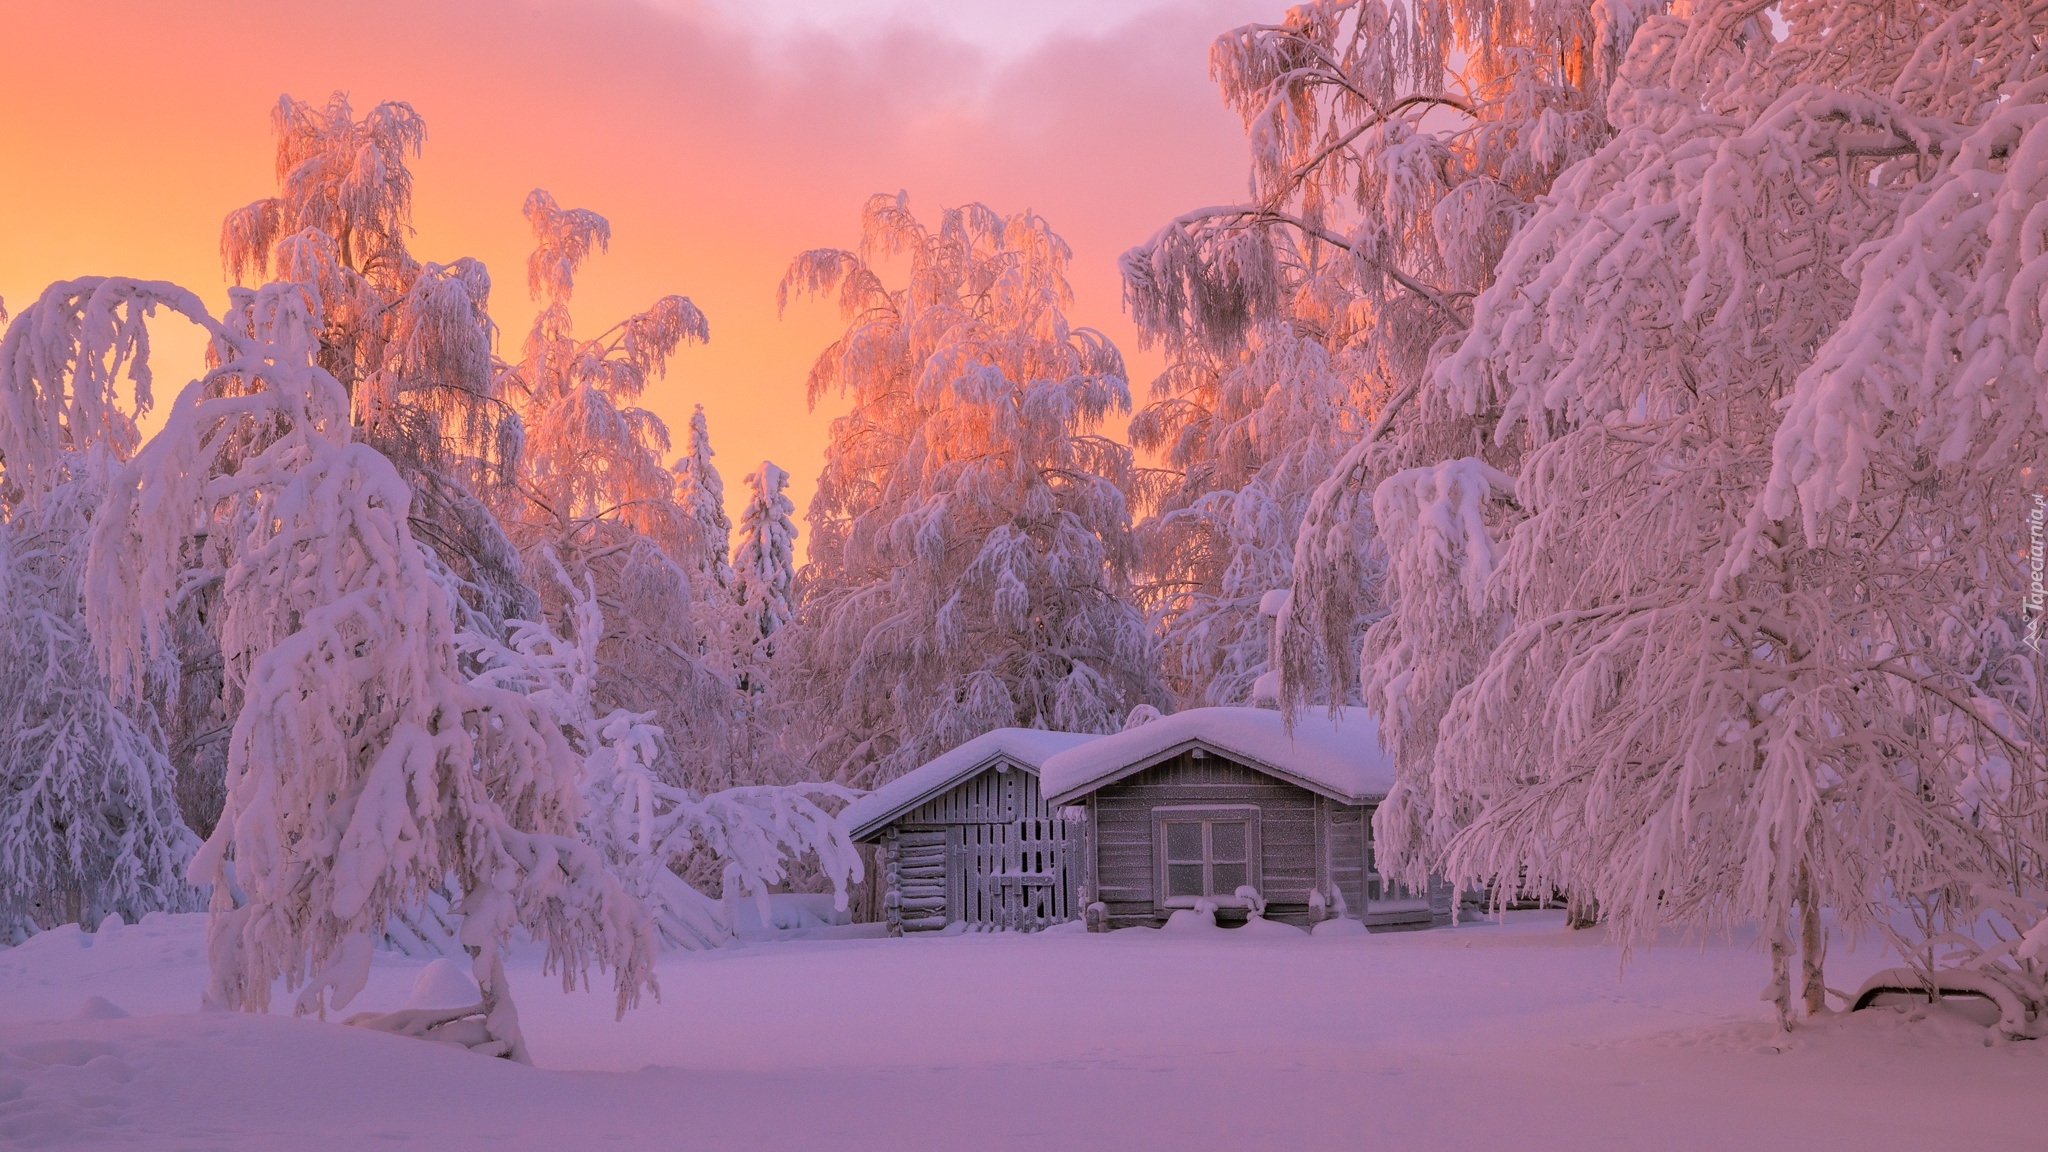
[1130,324,1368,707]
[1208,0,2048,1026]
[1123,0,1650,709]
[498,188,740,793]
[0,282,200,932]
[206,93,534,842]
[782,195,1164,785]
[222,92,524,600]
[67,275,654,1060]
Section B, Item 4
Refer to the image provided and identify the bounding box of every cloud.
[0,0,1264,547]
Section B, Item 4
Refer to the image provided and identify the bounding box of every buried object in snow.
[1848,967,2042,1038]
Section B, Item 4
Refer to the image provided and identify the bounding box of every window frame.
[1151,805,1262,911]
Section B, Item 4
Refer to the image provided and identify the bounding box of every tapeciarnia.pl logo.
[2027,485,2046,653]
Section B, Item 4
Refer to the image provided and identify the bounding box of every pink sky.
[0,0,1268,545]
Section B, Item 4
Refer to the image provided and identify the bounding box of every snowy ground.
[1,911,2040,1150]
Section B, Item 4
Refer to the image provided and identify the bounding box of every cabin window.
[1152,806,1262,908]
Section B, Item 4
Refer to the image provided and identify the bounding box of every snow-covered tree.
[0,282,200,931]
[499,188,739,794]
[221,92,520,523]
[1130,323,1367,707]
[1125,0,1651,710]
[207,93,533,843]
[466,563,860,948]
[1,95,871,1054]
[733,460,797,683]
[75,275,655,1061]
[782,195,1164,785]
[675,404,734,602]
[1206,0,2048,1025]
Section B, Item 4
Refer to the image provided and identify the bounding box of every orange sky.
[0,0,1264,549]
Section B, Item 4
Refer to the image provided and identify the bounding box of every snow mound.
[16,924,89,953]
[1161,907,1219,932]
[1042,706,1395,804]
[843,728,1100,839]
[405,959,482,1010]
[1236,916,1307,938]
[73,996,129,1020]
[1311,917,1370,938]
[728,893,849,934]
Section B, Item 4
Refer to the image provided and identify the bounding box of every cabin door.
[950,816,1077,930]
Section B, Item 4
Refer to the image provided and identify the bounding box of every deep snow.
[1,911,2040,1150]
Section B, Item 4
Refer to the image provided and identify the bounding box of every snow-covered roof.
[843,728,1102,841]
[1041,706,1395,805]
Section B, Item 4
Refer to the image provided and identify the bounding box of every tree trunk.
[1766,920,1794,1031]
[1799,871,1828,1018]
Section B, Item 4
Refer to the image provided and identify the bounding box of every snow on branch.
[1729,77,2048,572]
[0,278,216,499]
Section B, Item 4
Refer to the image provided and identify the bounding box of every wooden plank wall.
[1091,751,1346,929]
[887,763,1078,931]
[892,828,950,930]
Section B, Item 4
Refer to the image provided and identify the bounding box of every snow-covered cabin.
[845,729,1100,933]
[1040,707,1437,931]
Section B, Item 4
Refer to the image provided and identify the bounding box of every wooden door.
[949,817,1077,930]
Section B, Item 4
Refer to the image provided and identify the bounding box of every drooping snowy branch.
[1130,324,1369,707]
[0,284,203,928]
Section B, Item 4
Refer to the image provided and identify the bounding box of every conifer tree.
[733,460,797,685]
[675,404,735,601]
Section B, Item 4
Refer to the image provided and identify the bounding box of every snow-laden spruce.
[676,403,735,601]
[781,195,1165,785]
[733,460,797,689]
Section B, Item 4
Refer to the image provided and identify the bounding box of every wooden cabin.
[844,730,1098,934]
[1040,707,1438,931]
